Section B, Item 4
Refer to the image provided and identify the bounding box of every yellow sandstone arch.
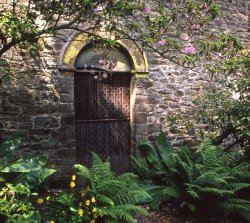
[58,32,148,77]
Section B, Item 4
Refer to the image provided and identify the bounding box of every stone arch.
[58,32,148,77]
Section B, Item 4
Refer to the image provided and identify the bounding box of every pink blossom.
[99,59,105,65]
[103,72,108,79]
[143,5,151,14]
[184,45,196,55]
[108,60,116,70]
[157,39,166,47]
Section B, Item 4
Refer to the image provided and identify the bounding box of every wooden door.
[74,72,131,173]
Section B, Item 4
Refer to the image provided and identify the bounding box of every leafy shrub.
[0,183,40,223]
[0,133,56,222]
[75,152,150,223]
[36,173,99,223]
[132,132,250,221]
[195,73,250,155]
[0,133,56,189]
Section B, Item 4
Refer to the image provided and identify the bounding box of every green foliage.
[0,133,56,189]
[195,65,250,154]
[0,183,41,223]
[132,132,250,221]
[36,188,96,223]
[0,133,57,222]
[75,153,150,223]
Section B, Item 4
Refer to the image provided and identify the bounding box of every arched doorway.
[74,43,132,173]
[58,32,149,173]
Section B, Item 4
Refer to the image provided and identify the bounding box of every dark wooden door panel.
[74,72,131,173]
[75,73,130,120]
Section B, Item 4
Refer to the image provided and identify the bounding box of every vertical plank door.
[74,72,131,173]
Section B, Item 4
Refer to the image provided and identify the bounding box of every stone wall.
[0,0,249,178]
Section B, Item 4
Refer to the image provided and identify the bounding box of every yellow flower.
[72,175,76,181]
[91,197,96,203]
[36,198,43,204]
[92,207,97,212]
[50,221,55,223]
[79,202,83,207]
[81,192,86,197]
[46,196,50,201]
[86,200,90,206]
[90,220,95,223]
[78,209,84,217]
[70,181,75,188]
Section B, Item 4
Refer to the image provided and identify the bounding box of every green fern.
[218,198,250,220]
[132,132,250,221]
[75,153,150,223]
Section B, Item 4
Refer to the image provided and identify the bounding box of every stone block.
[31,139,59,151]
[136,95,147,104]
[61,140,75,148]
[175,90,184,97]
[135,124,147,135]
[33,116,59,129]
[51,126,75,141]
[147,123,162,134]
[60,94,74,103]
[137,78,154,88]
[135,113,147,124]
[34,102,60,114]
[136,88,146,96]
[59,84,73,94]
[60,103,74,113]
[55,76,74,85]
[9,93,33,104]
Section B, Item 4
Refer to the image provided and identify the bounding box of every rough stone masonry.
[0,0,249,178]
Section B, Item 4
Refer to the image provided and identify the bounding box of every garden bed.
[135,205,245,223]
[136,210,243,223]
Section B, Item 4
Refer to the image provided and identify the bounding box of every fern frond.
[130,156,154,179]
[117,172,138,182]
[115,189,151,205]
[218,198,250,216]
[139,139,164,172]
[200,187,234,197]
[230,162,250,180]
[230,183,250,192]
[156,132,172,158]
[180,201,196,212]
[178,147,194,167]
[144,184,180,210]
[201,144,220,170]
[185,183,201,199]
[90,153,113,181]
[176,160,193,181]
[195,171,228,187]
[96,194,114,206]
[102,207,135,223]
[74,164,91,181]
